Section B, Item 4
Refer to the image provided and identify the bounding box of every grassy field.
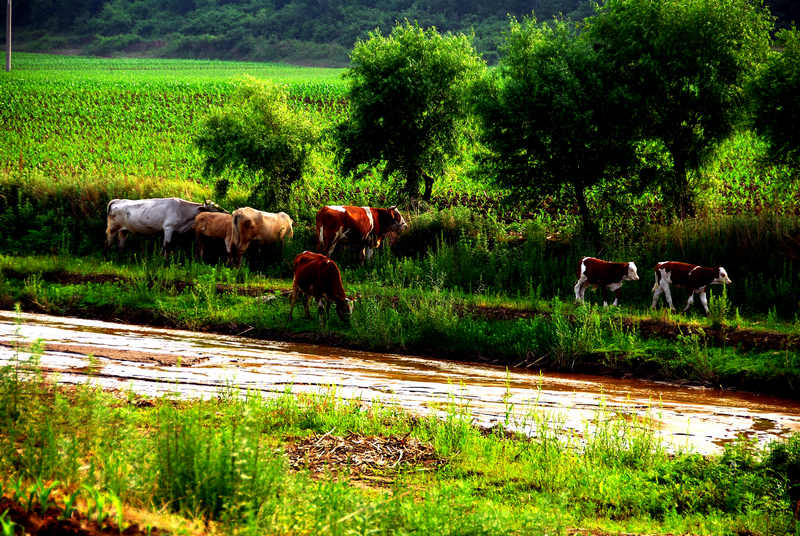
[0,344,798,535]
[2,52,800,534]
[1,53,800,383]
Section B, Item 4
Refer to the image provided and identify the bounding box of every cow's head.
[201,200,228,214]
[714,266,732,285]
[388,206,408,233]
[336,297,355,321]
[624,262,639,281]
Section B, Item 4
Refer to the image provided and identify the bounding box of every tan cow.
[194,212,233,263]
[230,207,294,266]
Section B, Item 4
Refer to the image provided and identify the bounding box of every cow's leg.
[601,286,609,307]
[288,286,298,321]
[574,276,586,302]
[662,282,676,311]
[318,298,328,327]
[117,230,129,251]
[196,235,205,261]
[606,282,622,306]
[651,284,663,309]
[162,227,175,257]
[235,242,249,267]
[699,290,709,315]
[326,239,338,257]
[303,295,311,319]
[317,225,326,253]
[683,290,697,312]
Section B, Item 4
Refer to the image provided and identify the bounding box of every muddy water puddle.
[1,310,799,454]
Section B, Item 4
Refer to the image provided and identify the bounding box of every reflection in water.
[1,310,799,454]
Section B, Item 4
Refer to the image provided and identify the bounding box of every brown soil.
[0,340,207,366]
[0,497,164,536]
[285,433,442,483]
[463,304,799,352]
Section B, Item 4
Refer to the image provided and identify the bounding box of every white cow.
[106,197,226,255]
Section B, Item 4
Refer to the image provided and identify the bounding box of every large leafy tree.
[586,0,773,218]
[473,17,637,239]
[751,28,800,170]
[195,77,320,208]
[335,21,485,200]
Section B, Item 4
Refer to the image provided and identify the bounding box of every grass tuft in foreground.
[0,334,799,534]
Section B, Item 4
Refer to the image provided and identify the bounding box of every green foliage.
[751,28,800,171]
[14,0,599,65]
[0,349,799,533]
[473,16,637,238]
[153,397,285,519]
[196,78,321,209]
[336,21,485,199]
[708,285,731,328]
[587,0,774,218]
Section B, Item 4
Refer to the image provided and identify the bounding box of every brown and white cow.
[193,212,233,262]
[574,257,639,306]
[289,251,353,326]
[229,207,294,266]
[316,205,407,262]
[651,261,732,314]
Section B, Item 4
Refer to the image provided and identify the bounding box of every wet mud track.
[1,310,799,454]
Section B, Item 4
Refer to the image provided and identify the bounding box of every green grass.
[1,253,799,397]
[1,338,799,535]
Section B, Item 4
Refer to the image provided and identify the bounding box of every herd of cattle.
[104,197,732,324]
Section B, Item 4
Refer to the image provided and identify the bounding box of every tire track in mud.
[0,339,208,366]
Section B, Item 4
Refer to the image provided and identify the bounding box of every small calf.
[194,212,233,262]
[289,251,353,326]
[651,261,732,314]
[574,257,639,306]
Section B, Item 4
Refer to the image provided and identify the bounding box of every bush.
[195,78,321,211]
[85,33,143,56]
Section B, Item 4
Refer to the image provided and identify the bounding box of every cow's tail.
[231,212,241,247]
[106,199,118,217]
[652,267,661,293]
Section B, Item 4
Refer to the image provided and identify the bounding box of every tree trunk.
[5,0,10,72]
[422,173,434,202]
[671,157,695,219]
[575,185,599,245]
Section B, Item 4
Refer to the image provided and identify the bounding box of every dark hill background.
[9,0,800,66]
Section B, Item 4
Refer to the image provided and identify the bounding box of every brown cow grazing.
[229,207,294,266]
[316,205,407,262]
[194,212,233,262]
[289,251,353,326]
[574,257,639,306]
[651,261,732,314]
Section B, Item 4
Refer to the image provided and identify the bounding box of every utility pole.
[5,0,10,72]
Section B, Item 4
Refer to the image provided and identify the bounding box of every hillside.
[11,0,594,65]
[13,0,794,66]
[12,1,799,66]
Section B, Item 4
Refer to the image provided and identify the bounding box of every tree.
[586,0,773,218]
[335,21,485,201]
[472,17,637,239]
[195,77,320,208]
[751,28,800,170]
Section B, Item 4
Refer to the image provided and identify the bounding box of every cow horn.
[389,205,397,211]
